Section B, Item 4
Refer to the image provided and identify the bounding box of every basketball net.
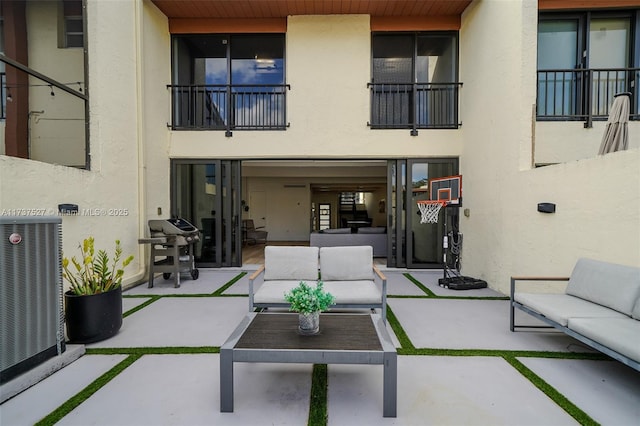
[417,200,447,224]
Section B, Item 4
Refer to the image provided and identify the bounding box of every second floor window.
[369,32,460,131]
[170,34,287,132]
[537,10,639,124]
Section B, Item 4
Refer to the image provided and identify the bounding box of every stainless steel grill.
[139,218,200,288]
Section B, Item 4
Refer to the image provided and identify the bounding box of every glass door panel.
[406,159,458,268]
[537,19,580,117]
[172,160,241,267]
[589,18,631,115]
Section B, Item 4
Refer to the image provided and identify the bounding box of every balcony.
[537,67,640,127]
[368,82,462,134]
[168,84,290,135]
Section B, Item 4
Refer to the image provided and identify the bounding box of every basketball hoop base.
[438,276,487,290]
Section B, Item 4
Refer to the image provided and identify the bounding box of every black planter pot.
[64,286,123,344]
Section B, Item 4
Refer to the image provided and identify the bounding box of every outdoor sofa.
[510,258,640,371]
[248,245,387,322]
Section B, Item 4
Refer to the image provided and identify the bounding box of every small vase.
[298,311,320,335]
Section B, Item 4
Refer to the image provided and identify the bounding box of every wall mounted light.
[537,203,556,214]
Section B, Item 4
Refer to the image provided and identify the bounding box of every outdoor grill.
[138,218,200,288]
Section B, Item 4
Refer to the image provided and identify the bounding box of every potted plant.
[284,281,335,335]
[62,237,134,343]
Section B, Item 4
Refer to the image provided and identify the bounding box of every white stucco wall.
[0,0,146,289]
[459,0,639,294]
[167,14,463,159]
[535,121,640,164]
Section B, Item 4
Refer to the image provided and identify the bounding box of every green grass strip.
[396,347,609,359]
[86,346,219,355]
[212,272,247,296]
[386,305,414,350]
[308,364,328,426]
[35,354,142,426]
[504,356,599,426]
[403,273,436,296]
[122,295,161,318]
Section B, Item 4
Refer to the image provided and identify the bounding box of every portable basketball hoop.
[417,200,447,224]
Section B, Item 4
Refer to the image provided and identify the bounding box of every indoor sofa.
[309,227,387,257]
[510,258,640,371]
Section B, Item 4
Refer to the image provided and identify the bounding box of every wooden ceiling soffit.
[371,15,461,31]
[539,0,640,11]
[169,18,286,33]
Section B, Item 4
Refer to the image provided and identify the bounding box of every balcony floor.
[2,268,639,425]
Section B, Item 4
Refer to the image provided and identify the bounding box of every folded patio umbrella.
[598,92,631,155]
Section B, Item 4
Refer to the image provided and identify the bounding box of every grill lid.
[149,218,198,235]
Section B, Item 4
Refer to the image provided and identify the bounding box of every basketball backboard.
[429,175,462,205]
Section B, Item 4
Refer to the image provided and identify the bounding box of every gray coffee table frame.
[220,312,397,417]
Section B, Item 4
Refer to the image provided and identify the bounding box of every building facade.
[1,0,638,294]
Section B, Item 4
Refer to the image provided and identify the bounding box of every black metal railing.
[1,72,6,119]
[368,82,462,132]
[168,84,290,134]
[537,67,639,127]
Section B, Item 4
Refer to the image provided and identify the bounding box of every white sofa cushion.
[323,281,381,304]
[320,246,373,281]
[568,317,640,363]
[514,293,627,327]
[263,246,319,281]
[566,258,640,316]
[253,280,305,304]
[633,297,640,320]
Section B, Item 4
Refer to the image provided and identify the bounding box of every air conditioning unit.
[0,217,65,384]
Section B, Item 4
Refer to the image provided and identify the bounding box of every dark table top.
[235,313,383,351]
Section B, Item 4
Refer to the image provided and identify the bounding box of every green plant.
[63,237,134,296]
[284,281,335,314]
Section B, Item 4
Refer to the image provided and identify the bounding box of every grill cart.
[138,218,200,288]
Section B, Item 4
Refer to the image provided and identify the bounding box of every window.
[61,0,83,48]
[537,10,639,124]
[370,32,460,132]
[170,34,287,133]
[64,16,83,48]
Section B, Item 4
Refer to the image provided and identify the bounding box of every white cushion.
[320,246,373,281]
[566,258,640,315]
[633,297,640,320]
[263,246,319,281]
[568,317,640,363]
[253,280,307,304]
[514,293,627,327]
[323,281,381,304]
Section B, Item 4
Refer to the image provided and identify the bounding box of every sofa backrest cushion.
[320,246,373,281]
[566,258,640,316]
[264,246,319,281]
[322,228,351,234]
[358,227,386,234]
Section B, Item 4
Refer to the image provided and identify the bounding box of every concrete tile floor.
[1,269,639,425]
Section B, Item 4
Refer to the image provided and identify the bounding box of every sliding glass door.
[171,160,241,267]
[387,158,459,268]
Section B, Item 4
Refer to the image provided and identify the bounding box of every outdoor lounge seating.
[510,258,640,371]
[248,245,387,322]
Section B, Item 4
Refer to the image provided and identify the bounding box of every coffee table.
[220,312,397,417]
